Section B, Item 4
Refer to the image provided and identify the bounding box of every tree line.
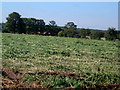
[1,12,120,41]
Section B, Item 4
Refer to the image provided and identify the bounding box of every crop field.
[2,33,120,88]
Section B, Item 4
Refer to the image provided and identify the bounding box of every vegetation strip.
[2,33,120,89]
[2,68,120,89]
[1,12,120,41]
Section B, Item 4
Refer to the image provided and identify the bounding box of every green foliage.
[45,25,62,36]
[24,72,120,88]
[3,33,119,73]
[58,28,78,37]
[84,73,120,84]
[49,20,57,26]
[104,28,117,40]
[60,51,70,56]
[79,28,91,38]
[3,33,120,88]
[90,30,104,40]
[5,12,25,34]
[1,23,7,32]
[3,12,119,41]
[65,22,77,29]
[58,30,64,37]
[58,22,78,38]
[116,33,120,39]
[22,18,45,34]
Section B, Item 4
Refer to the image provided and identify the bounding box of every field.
[2,33,120,88]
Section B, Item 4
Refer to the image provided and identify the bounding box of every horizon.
[2,2,118,30]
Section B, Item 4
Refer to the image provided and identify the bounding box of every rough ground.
[1,68,120,89]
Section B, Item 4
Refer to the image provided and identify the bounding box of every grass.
[2,33,120,88]
[23,72,120,88]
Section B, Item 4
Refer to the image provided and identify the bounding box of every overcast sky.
[2,2,118,30]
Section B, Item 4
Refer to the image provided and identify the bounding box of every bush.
[73,34,81,38]
[58,28,78,38]
[79,28,91,38]
[116,33,120,40]
[58,31,64,37]
[90,30,104,40]
[104,28,117,40]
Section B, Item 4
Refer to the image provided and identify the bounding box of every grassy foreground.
[2,33,120,88]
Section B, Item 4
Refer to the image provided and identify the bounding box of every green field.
[2,33,120,88]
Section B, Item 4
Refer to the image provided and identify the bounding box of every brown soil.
[1,68,120,89]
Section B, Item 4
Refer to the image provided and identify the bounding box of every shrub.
[58,31,64,37]
[79,28,91,38]
[90,30,104,40]
[104,28,117,40]
[58,28,78,38]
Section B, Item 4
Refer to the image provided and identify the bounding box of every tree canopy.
[104,28,117,40]
[5,12,25,33]
[65,22,77,30]
[2,12,118,41]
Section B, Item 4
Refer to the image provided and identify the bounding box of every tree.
[17,18,26,33]
[58,30,64,37]
[0,23,2,30]
[5,12,25,33]
[79,28,91,38]
[65,22,77,30]
[22,18,45,34]
[90,30,104,40]
[116,32,120,40]
[36,19,45,33]
[49,20,57,26]
[58,28,78,37]
[45,20,62,36]
[52,26,62,36]
[104,28,117,40]
[22,18,36,34]
[0,23,5,32]
[45,25,62,36]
